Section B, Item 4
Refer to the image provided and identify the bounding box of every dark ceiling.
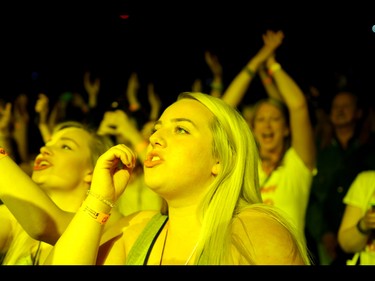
[1,1,374,106]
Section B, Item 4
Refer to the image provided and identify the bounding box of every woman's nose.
[149,130,165,147]
[40,145,51,155]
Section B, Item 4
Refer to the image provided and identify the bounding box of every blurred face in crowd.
[32,127,93,192]
[330,91,362,128]
[252,101,289,153]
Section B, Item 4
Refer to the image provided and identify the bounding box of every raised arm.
[45,144,136,264]
[97,109,148,163]
[258,63,282,101]
[83,70,101,110]
[0,102,15,159]
[126,71,141,112]
[12,94,30,164]
[147,82,161,122]
[266,56,316,171]
[35,93,52,143]
[205,50,224,98]
[0,153,74,244]
[221,30,284,107]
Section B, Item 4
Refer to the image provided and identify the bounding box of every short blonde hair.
[52,121,114,168]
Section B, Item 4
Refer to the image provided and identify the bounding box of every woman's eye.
[61,144,72,150]
[176,126,188,134]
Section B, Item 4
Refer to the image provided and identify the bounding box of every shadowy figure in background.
[338,170,375,265]
[305,79,375,265]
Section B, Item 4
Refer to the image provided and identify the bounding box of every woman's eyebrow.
[155,118,198,128]
[171,118,197,128]
[59,137,81,147]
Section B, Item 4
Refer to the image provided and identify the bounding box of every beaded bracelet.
[356,218,371,235]
[0,148,8,160]
[87,190,115,208]
[268,63,282,76]
[81,205,111,225]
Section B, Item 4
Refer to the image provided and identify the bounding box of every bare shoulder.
[232,205,305,265]
[234,206,292,233]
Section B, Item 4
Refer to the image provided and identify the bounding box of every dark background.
[1,1,375,108]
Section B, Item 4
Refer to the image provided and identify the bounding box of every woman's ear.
[283,127,290,138]
[212,161,221,176]
[83,171,93,184]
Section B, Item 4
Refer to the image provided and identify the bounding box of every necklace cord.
[159,228,168,265]
[143,217,169,265]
